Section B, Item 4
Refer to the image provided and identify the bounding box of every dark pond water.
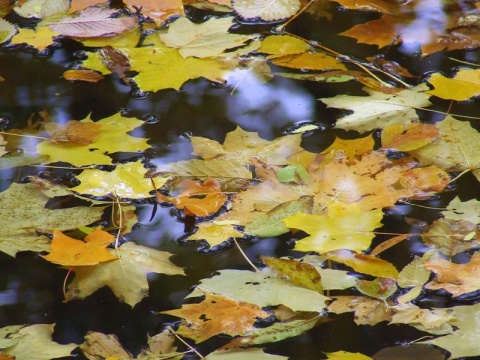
[2,2,480,359]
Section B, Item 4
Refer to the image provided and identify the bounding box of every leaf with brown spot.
[63,69,104,82]
[381,122,438,152]
[45,120,101,145]
[162,292,270,343]
[100,45,131,84]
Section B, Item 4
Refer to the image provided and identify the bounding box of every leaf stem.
[0,131,48,140]
[233,237,260,272]
[166,326,205,359]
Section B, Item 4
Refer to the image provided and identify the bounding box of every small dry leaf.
[63,69,104,82]
[100,45,131,84]
[45,120,101,145]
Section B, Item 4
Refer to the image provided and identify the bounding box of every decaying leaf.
[80,331,132,360]
[163,292,270,343]
[63,69,104,82]
[66,242,185,307]
[45,120,101,144]
[327,296,393,326]
[0,324,77,360]
[0,182,105,257]
[442,196,480,224]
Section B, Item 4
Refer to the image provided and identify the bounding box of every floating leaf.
[66,242,185,307]
[381,122,438,151]
[163,292,270,343]
[45,120,100,144]
[49,7,137,38]
[271,52,347,71]
[63,69,104,82]
[0,18,15,45]
[427,69,480,101]
[14,0,69,18]
[42,228,118,267]
[233,0,301,21]
[442,196,480,224]
[187,222,244,248]
[160,16,256,58]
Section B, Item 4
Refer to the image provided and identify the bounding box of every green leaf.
[244,196,313,237]
[276,164,310,184]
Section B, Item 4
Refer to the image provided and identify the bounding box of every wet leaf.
[424,253,480,297]
[14,0,69,19]
[160,16,256,58]
[99,45,130,84]
[327,296,393,326]
[9,26,59,50]
[381,122,438,151]
[207,348,288,359]
[259,34,310,57]
[427,69,480,101]
[80,331,132,360]
[42,228,118,267]
[187,222,244,247]
[411,115,480,182]
[66,242,185,307]
[244,196,313,237]
[152,159,252,179]
[396,257,430,304]
[188,269,329,312]
[320,83,431,133]
[72,161,168,199]
[49,7,137,38]
[442,196,480,224]
[283,202,383,253]
[390,303,454,335]
[325,351,372,360]
[45,120,100,144]
[156,178,227,216]
[36,112,150,166]
[124,0,184,26]
[323,249,399,279]
[271,52,347,71]
[356,277,397,300]
[1,324,77,360]
[321,134,374,158]
[63,69,104,82]
[0,19,15,45]
[163,292,270,343]
[232,0,301,21]
[0,182,105,257]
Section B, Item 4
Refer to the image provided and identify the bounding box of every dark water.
[2,4,480,359]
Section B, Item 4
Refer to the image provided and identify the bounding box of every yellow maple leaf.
[72,161,169,199]
[283,201,383,253]
[36,113,150,166]
[9,26,59,51]
[427,69,480,101]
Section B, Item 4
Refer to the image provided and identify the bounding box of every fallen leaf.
[1,324,77,360]
[381,122,438,151]
[80,331,132,360]
[72,161,168,199]
[283,201,383,253]
[124,0,184,26]
[232,0,301,21]
[99,45,131,84]
[14,0,69,18]
[63,69,104,82]
[45,120,100,144]
[424,253,480,297]
[323,249,399,279]
[156,178,227,216]
[0,19,16,45]
[188,269,329,312]
[66,242,185,307]
[390,303,454,335]
[137,330,181,359]
[48,7,137,38]
[442,196,480,224]
[325,351,372,360]
[36,112,150,166]
[152,158,252,179]
[271,52,347,71]
[421,218,479,257]
[42,228,118,267]
[322,134,374,158]
[427,69,480,101]
[356,277,397,300]
[187,222,244,248]
[327,296,393,326]
[163,292,270,343]
[160,16,256,58]
[320,83,431,133]
[207,347,288,359]
[259,34,310,58]
[0,182,105,257]
[410,115,480,182]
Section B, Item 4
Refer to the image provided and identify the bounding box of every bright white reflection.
[225,69,316,138]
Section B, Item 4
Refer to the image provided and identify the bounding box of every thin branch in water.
[233,237,260,272]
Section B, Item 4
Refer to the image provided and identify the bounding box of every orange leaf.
[42,228,118,266]
[45,120,101,145]
[156,178,227,216]
[381,122,438,151]
[162,292,269,343]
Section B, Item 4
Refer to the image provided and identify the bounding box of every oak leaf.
[163,292,270,343]
[65,242,185,307]
[42,228,118,267]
